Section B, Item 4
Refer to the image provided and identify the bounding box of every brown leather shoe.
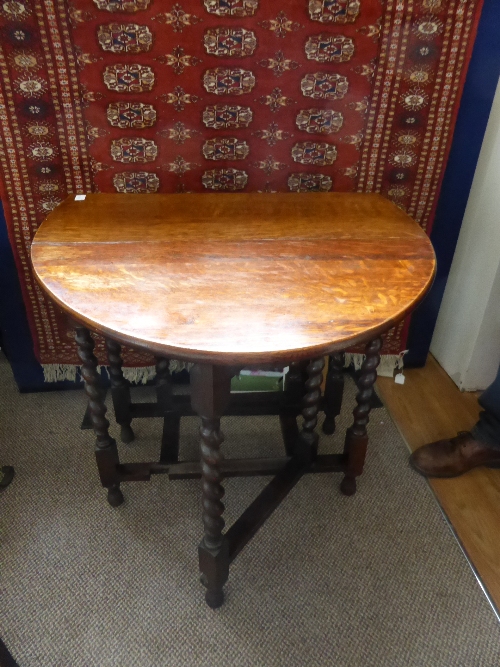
[409,431,500,478]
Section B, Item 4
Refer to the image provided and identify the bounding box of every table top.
[31,193,436,364]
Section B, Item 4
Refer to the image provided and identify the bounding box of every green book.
[230,368,287,393]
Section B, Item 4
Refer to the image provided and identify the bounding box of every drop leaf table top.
[30,192,437,608]
[31,192,436,365]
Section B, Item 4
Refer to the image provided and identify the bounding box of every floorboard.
[377,355,500,613]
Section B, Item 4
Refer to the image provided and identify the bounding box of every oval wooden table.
[31,192,436,608]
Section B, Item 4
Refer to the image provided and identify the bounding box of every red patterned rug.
[0,0,483,381]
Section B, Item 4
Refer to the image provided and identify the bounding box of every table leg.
[279,361,304,457]
[295,357,325,462]
[190,364,232,609]
[340,337,382,496]
[155,357,181,464]
[75,327,123,507]
[322,352,345,435]
[285,361,306,400]
[106,338,134,444]
[155,356,171,406]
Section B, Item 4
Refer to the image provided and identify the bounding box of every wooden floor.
[377,355,500,615]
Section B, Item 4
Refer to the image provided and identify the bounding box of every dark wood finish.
[226,356,325,563]
[75,327,123,507]
[226,458,305,564]
[154,357,181,464]
[79,386,306,468]
[159,414,181,465]
[169,457,292,480]
[309,454,347,473]
[81,392,107,430]
[32,193,436,608]
[341,337,382,496]
[223,453,345,563]
[82,390,302,421]
[285,361,306,401]
[279,410,301,458]
[280,361,306,456]
[295,357,325,462]
[323,352,345,435]
[0,636,20,667]
[32,193,436,365]
[155,357,171,408]
[115,454,346,481]
[105,338,134,444]
[190,364,232,609]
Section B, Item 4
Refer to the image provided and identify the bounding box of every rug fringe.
[42,364,79,383]
[169,360,193,373]
[343,352,407,378]
[42,360,193,383]
[120,361,193,383]
[121,366,156,385]
[42,364,110,383]
[42,355,405,383]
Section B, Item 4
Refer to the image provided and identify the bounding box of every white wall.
[430,76,500,391]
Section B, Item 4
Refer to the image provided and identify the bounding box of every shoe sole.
[409,458,500,479]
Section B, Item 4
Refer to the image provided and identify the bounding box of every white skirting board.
[344,351,407,378]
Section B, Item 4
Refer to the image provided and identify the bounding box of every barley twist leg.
[341,337,382,496]
[106,338,134,444]
[76,327,123,507]
[295,356,325,462]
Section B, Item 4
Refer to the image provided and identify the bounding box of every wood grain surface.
[377,356,500,613]
[31,193,436,364]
